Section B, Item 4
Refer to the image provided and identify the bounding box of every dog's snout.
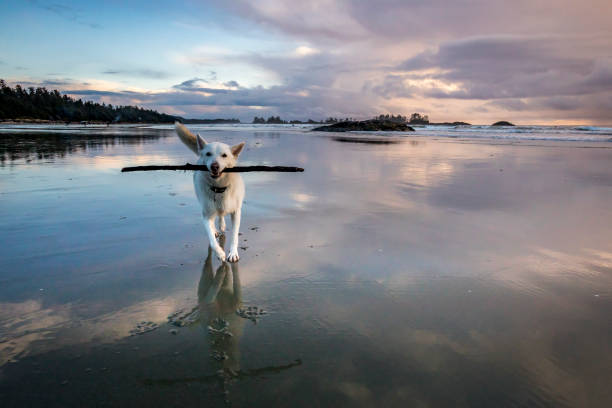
[210,162,220,171]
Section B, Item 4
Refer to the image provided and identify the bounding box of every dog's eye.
[221,153,228,158]
[206,152,212,156]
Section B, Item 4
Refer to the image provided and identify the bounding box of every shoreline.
[2,120,611,128]
[0,123,611,145]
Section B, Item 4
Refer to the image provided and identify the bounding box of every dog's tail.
[175,121,199,155]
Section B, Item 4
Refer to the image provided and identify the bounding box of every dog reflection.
[144,243,302,399]
[198,236,245,374]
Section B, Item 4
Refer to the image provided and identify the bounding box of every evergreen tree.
[0,80,179,123]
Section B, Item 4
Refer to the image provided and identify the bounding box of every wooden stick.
[121,164,304,173]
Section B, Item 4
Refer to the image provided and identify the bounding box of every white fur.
[175,122,246,262]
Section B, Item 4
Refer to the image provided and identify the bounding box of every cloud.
[157,1,611,123]
[102,69,170,79]
[208,0,368,42]
[6,78,81,89]
[172,78,237,94]
[173,78,208,90]
[171,78,232,94]
[395,36,612,100]
[58,75,375,120]
[209,0,612,43]
[11,1,612,123]
[29,0,102,29]
[165,44,392,118]
[486,93,612,121]
[223,80,240,88]
[292,46,320,57]
[66,89,140,97]
[39,79,74,86]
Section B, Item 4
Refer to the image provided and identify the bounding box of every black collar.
[210,185,228,194]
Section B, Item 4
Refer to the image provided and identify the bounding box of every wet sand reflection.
[147,239,301,404]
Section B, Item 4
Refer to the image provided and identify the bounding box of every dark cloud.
[39,79,73,86]
[66,90,140,97]
[7,78,78,89]
[173,78,208,90]
[173,78,209,90]
[391,36,612,102]
[172,78,231,94]
[102,69,170,79]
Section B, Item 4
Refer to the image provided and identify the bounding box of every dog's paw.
[213,247,226,261]
[226,249,239,263]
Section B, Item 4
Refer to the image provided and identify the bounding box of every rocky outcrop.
[313,120,415,132]
[491,121,515,126]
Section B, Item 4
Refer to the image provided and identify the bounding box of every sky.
[1,0,612,124]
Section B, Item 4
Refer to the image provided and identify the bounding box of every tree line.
[252,114,431,125]
[374,113,429,124]
[252,116,360,124]
[0,80,179,123]
[252,116,322,124]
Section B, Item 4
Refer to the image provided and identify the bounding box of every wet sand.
[1,125,612,407]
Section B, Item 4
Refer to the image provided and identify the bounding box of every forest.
[0,80,178,123]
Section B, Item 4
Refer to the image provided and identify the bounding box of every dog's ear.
[196,133,207,151]
[231,142,246,157]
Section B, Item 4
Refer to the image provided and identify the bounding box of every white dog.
[175,122,245,262]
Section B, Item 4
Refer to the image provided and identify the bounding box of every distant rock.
[491,121,515,126]
[313,120,415,132]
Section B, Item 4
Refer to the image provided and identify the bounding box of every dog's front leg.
[226,208,241,263]
[218,215,226,235]
[204,216,226,261]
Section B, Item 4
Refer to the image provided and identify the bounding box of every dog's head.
[195,134,245,179]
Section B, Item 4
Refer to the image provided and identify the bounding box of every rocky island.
[491,121,515,126]
[313,120,415,132]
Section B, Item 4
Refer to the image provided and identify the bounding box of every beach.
[1,124,612,407]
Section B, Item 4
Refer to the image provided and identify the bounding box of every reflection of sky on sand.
[0,295,189,366]
[1,127,611,406]
[239,249,612,407]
